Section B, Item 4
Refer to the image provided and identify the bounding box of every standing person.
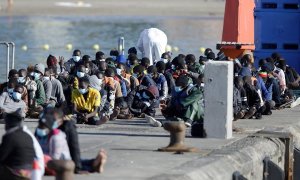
[137,28,168,65]
[64,49,82,75]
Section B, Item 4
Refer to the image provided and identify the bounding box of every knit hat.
[47,55,58,67]
[117,55,127,64]
[34,63,45,75]
[89,75,102,91]
[258,71,268,78]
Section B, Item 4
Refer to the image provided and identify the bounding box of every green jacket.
[35,80,46,106]
[193,62,204,75]
[165,85,204,122]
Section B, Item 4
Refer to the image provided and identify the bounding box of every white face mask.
[44,76,50,81]
[116,68,122,76]
[73,56,81,62]
[160,58,168,64]
[85,68,89,73]
[12,92,22,101]
[7,88,14,94]
[18,77,26,83]
[98,79,103,86]
[78,88,88,94]
[77,71,85,78]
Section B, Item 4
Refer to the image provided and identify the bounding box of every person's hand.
[84,113,89,122]
[160,104,167,110]
[59,56,64,66]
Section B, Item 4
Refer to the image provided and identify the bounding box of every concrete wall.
[204,61,233,139]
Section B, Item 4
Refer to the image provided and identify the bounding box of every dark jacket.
[59,120,81,172]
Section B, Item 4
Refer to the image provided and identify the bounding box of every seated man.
[0,82,27,117]
[72,77,101,125]
[161,75,204,130]
[133,65,156,90]
[129,85,159,120]
[147,65,168,101]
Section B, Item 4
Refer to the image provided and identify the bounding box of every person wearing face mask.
[161,74,204,131]
[127,54,139,74]
[27,66,46,117]
[0,83,27,117]
[92,51,106,70]
[34,109,71,175]
[64,49,82,75]
[147,65,168,101]
[0,109,44,180]
[0,69,19,94]
[89,74,110,125]
[132,65,156,91]
[129,85,159,122]
[18,69,37,108]
[116,63,139,94]
[81,55,97,76]
[73,65,89,90]
[4,78,29,108]
[34,65,52,107]
[72,77,101,125]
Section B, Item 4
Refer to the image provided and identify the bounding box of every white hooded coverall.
[137,28,168,65]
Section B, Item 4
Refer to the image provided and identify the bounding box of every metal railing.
[0,42,15,80]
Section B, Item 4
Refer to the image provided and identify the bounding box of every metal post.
[118,37,125,55]
[8,42,15,69]
[0,42,10,80]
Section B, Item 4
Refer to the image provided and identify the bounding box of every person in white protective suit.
[137,28,168,65]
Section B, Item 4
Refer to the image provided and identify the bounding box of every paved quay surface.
[0,106,299,179]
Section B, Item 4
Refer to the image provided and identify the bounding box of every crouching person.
[161,75,205,137]
[72,77,102,125]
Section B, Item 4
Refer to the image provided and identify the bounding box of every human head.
[176,57,187,70]
[128,54,139,66]
[161,52,171,63]
[156,61,166,74]
[271,52,281,63]
[106,57,116,69]
[141,57,150,68]
[7,78,18,93]
[18,69,27,84]
[241,54,252,67]
[78,77,90,94]
[82,55,92,72]
[258,59,267,68]
[266,57,275,70]
[147,65,158,78]
[12,84,24,102]
[175,74,189,92]
[199,56,208,65]
[8,69,19,80]
[89,75,103,91]
[133,65,145,78]
[95,51,105,60]
[185,54,196,66]
[72,49,81,62]
[76,65,86,78]
[128,47,137,55]
[206,52,215,60]
[116,63,127,77]
[34,64,45,80]
[44,68,51,78]
[277,59,287,72]
[4,108,24,131]
[95,70,105,80]
[204,48,212,56]
[46,54,58,69]
[105,68,115,78]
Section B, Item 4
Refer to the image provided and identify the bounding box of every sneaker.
[184,122,192,127]
[145,115,162,127]
[291,97,300,108]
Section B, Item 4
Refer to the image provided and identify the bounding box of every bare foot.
[93,149,107,173]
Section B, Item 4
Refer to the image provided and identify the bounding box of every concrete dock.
[0,106,299,180]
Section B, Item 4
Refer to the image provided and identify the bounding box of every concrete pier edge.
[149,121,300,180]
